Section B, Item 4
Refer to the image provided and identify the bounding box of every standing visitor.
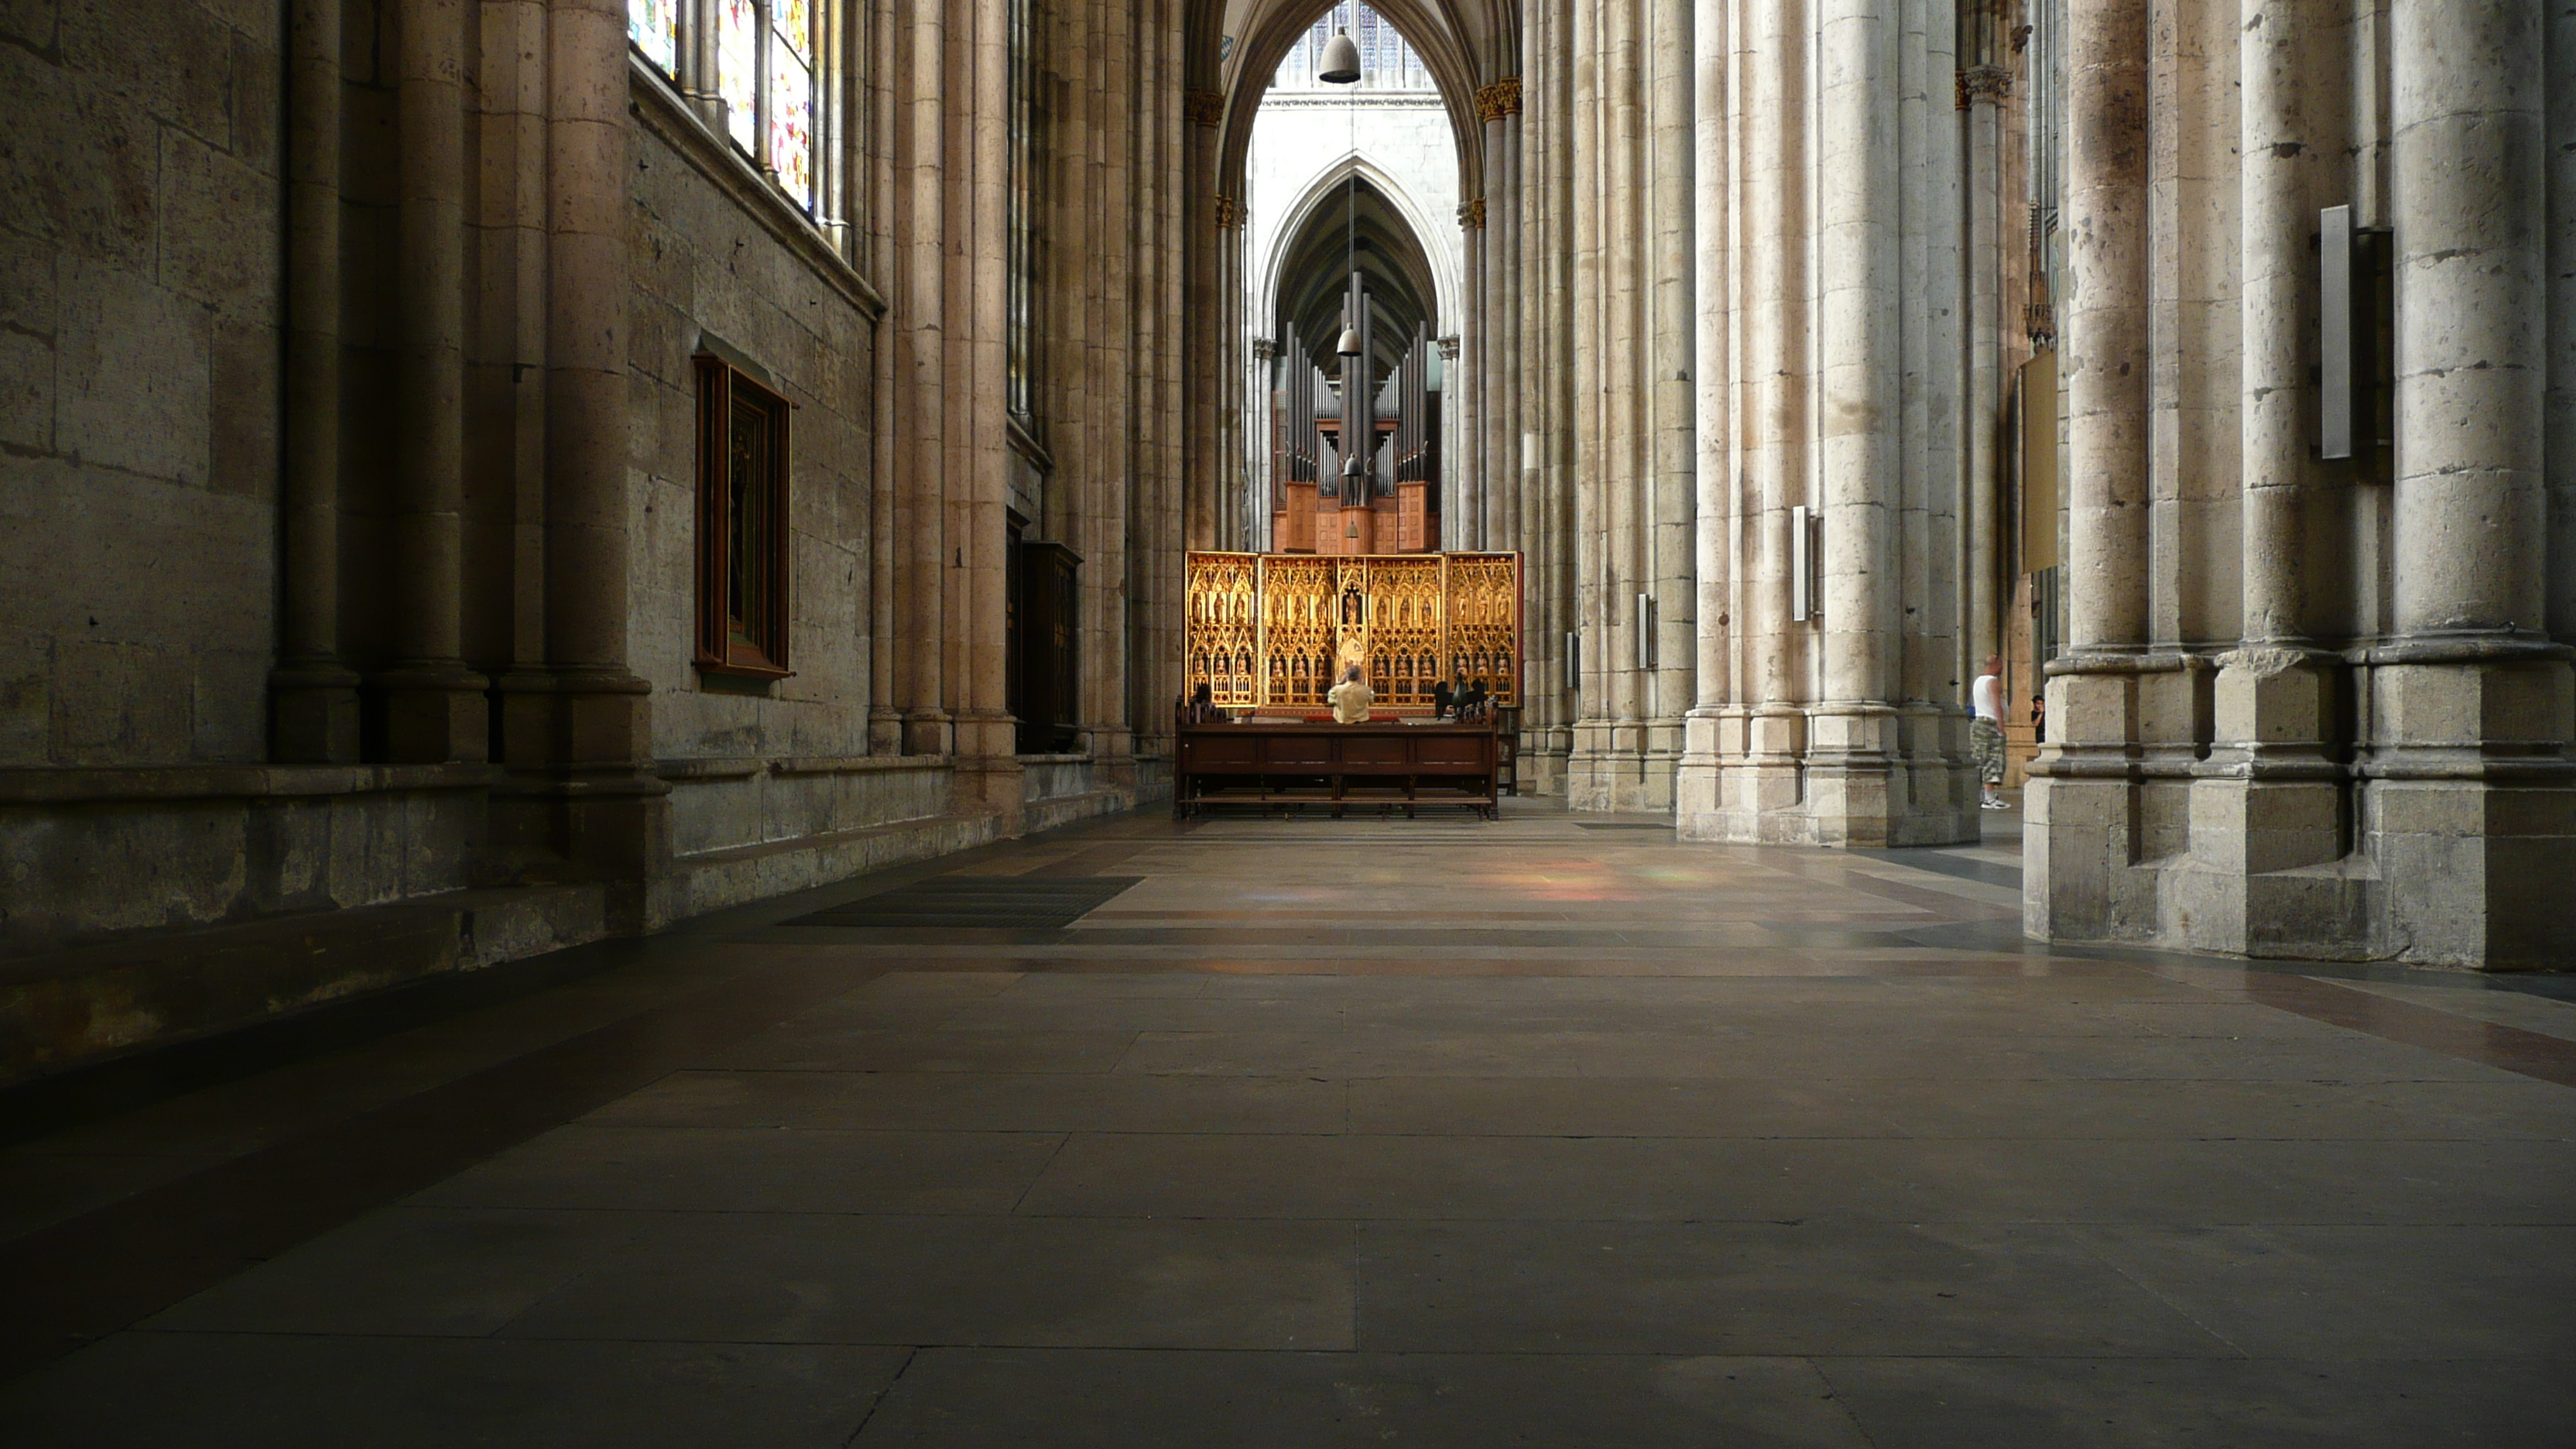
[1971,655,2006,810]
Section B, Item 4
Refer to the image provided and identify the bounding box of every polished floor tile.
[4,800,2571,1442]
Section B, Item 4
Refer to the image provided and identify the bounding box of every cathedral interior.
[2,0,2572,1439]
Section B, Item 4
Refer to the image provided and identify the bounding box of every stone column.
[1961,59,2006,671]
[1725,0,1809,836]
[865,0,901,752]
[2026,0,2153,941]
[1923,0,1964,810]
[1479,80,1509,552]
[1498,84,1525,560]
[901,0,950,755]
[1810,0,1900,841]
[271,0,359,762]
[2370,0,2573,966]
[380,0,488,762]
[2183,0,2358,954]
[1677,0,1731,838]
[1473,200,1494,543]
[496,0,666,912]
[952,0,1023,827]
[1644,0,1693,810]
[1183,88,1223,552]
[2553,0,2576,646]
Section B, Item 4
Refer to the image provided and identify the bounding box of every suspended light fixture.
[1324,14,1366,510]
[1317,26,1362,84]
[1327,19,1363,359]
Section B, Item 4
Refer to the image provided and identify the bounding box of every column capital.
[1212,193,1242,229]
[1251,336,1277,361]
[1437,334,1460,361]
[1458,197,1485,230]
[1956,65,2010,109]
[1184,89,1225,127]
[1474,77,1522,122]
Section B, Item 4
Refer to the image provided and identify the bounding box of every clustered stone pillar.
[951,0,1021,825]
[270,0,358,763]
[380,0,488,762]
[2026,0,2153,939]
[2178,0,2358,955]
[506,0,667,909]
[1806,0,1902,840]
[2370,0,2572,964]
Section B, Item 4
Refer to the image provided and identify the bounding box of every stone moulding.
[0,762,498,806]
[628,56,888,321]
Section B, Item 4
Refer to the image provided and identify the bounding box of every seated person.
[1184,680,1220,724]
[1430,680,1455,718]
[1326,664,1375,724]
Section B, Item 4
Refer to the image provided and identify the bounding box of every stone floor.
[3,799,2574,1445]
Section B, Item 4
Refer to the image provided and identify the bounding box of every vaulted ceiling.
[1273,174,1442,383]
[1194,1,1521,203]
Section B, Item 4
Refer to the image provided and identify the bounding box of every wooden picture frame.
[694,355,794,679]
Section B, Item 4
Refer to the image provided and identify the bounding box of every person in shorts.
[1971,654,2006,810]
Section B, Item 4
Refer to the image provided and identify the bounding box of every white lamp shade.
[1317,29,1361,84]
[1335,325,1363,356]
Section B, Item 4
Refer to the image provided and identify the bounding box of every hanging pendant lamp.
[1336,320,1363,357]
[1317,27,1362,84]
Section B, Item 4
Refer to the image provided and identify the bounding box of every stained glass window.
[718,0,759,153]
[1273,4,1430,92]
[629,0,677,76]
[768,0,815,209]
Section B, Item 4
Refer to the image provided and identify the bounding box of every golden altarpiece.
[1185,553,1523,714]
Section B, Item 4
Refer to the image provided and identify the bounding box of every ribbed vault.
[1194,0,1519,205]
[1274,174,1440,382]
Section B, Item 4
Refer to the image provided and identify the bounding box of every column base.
[374,663,492,764]
[952,709,1026,837]
[270,660,361,764]
[488,670,671,928]
[904,711,953,757]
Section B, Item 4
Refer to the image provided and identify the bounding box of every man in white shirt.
[1327,664,1375,724]
[1971,654,2006,810]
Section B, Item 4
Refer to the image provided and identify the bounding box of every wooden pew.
[1173,714,1499,820]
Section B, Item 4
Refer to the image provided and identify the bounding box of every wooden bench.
[1173,717,1499,820]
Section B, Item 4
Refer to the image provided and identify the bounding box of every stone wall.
[0,0,283,771]
[627,96,881,763]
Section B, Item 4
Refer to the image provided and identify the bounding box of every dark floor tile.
[1865,1077,2576,1142]
[409,1124,1066,1213]
[1832,1136,2576,1226]
[697,1027,1140,1074]
[1018,1132,1894,1222]
[1353,1219,2233,1358]
[0,1333,906,1448]
[146,1207,642,1337]
[850,1348,1873,1447]
[1343,1075,1903,1138]
[1821,1355,2576,1447]
[2073,1224,2576,1359]
[502,1212,1355,1350]
[585,1069,1347,1134]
